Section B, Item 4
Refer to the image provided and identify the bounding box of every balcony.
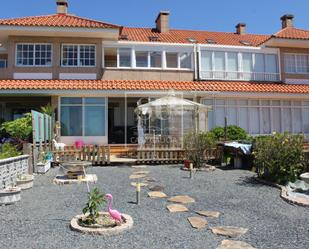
[200,71,281,82]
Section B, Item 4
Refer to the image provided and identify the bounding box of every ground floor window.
[203,98,309,135]
[60,97,106,136]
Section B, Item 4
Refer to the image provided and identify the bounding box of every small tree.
[40,104,54,116]
[82,188,106,225]
[183,131,217,168]
[210,125,248,141]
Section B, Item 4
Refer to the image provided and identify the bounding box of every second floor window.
[61,44,96,67]
[0,59,7,68]
[16,43,52,67]
[284,53,309,74]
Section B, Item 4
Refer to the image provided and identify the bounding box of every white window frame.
[61,44,96,68]
[202,97,308,135]
[15,43,53,67]
[199,47,280,82]
[60,97,107,137]
[103,45,193,71]
[284,53,309,74]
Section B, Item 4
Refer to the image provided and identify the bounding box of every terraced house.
[0,0,309,145]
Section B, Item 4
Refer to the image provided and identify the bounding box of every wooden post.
[136,182,141,205]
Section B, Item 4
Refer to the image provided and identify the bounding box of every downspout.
[194,43,200,81]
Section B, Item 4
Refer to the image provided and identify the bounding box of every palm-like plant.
[40,104,54,116]
[82,188,106,224]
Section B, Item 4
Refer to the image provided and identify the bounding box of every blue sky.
[0,0,307,34]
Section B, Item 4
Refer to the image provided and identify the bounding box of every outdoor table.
[60,160,92,179]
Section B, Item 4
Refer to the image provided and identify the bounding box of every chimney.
[156,11,170,33]
[56,0,68,15]
[281,14,294,29]
[235,23,246,35]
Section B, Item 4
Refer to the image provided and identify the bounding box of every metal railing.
[200,71,280,82]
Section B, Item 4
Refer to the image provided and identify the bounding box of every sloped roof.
[0,14,120,29]
[272,27,309,40]
[0,79,309,94]
[120,27,269,46]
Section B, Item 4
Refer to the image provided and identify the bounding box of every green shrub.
[210,125,248,141]
[82,188,106,225]
[1,113,32,144]
[0,143,21,159]
[183,131,217,168]
[253,132,305,184]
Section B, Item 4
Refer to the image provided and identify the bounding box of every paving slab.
[195,210,221,218]
[130,182,148,187]
[133,171,150,175]
[166,204,188,213]
[168,195,195,204]
[145,177,156,182]
[149,185,164,191]
[216,240,256,249]
[129,174,147,179]
[148,191,167,198]
[211,226,248,238]
[187,217,208,229]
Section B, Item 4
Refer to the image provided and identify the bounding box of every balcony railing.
[0,59,7,69]
[200,71,280,82]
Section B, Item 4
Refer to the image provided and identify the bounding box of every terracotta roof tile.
[120,27,270,46]
[0,14,120,29]
[272,27,309,40]
[0,79,309,94]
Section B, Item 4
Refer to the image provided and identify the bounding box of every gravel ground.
[0,165,308,249]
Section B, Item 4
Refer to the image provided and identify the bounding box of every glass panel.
[84,98,105,105]
[249,107,259,134]
[216,99,225,105]
[239,107,248,131]
[179,53,192,69]
[79,45,95,67]
[272,108,281,133]
[227,107,237,125]
[136,51,148,67]
[166,52,178,68]
[61,106,82,136]
[261,107,271,134]
[265,54,278,73]
[85,106,105,136]
[215,107,225,127]
[227,52,238,79]
[150,52,162,68]
[238,99,248,105]
[284,54,296,73]
[203,99,213,106]
[242,53,253,80]
[254,54,265,72]
[261,100,270,106]
[214,51,225,79]
[119,48,131,67]
[62,45,78,66]
[61,97,82,105]
[293,108,302,133]
[282,108,292,132]
[200,51,212,78]
[295,54,309,73]
[104,47,117,67]
[303,108,309,133]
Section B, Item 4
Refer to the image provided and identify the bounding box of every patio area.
[0,165,308,249]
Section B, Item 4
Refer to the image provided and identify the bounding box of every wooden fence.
[137,148,185,164]
[53,146,110,166]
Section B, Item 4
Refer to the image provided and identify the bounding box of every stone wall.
[0,155,29,189]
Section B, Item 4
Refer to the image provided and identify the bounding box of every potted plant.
[36,151,51,174]
[0,187,21,205]
[16,174,34,190]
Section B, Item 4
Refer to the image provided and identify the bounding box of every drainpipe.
[194,43,200,81]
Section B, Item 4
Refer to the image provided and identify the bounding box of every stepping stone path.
[216,240,256,249]
[149,185,164,191]
[187,217,208,229]
[168,195,195,204]
[195,210,221,218]
[130,182,148,187]
[166,204,188,213]
[148,191,167,198]
[129,174,147,179]
[211,226,248,238]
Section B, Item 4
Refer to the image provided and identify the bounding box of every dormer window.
[148,36,160,42]
[16,43,52,67]
[239,40,252,46]
[206,39,217,44]
[187,38,197,43]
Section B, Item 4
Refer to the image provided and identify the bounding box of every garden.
[0,107,308,248]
